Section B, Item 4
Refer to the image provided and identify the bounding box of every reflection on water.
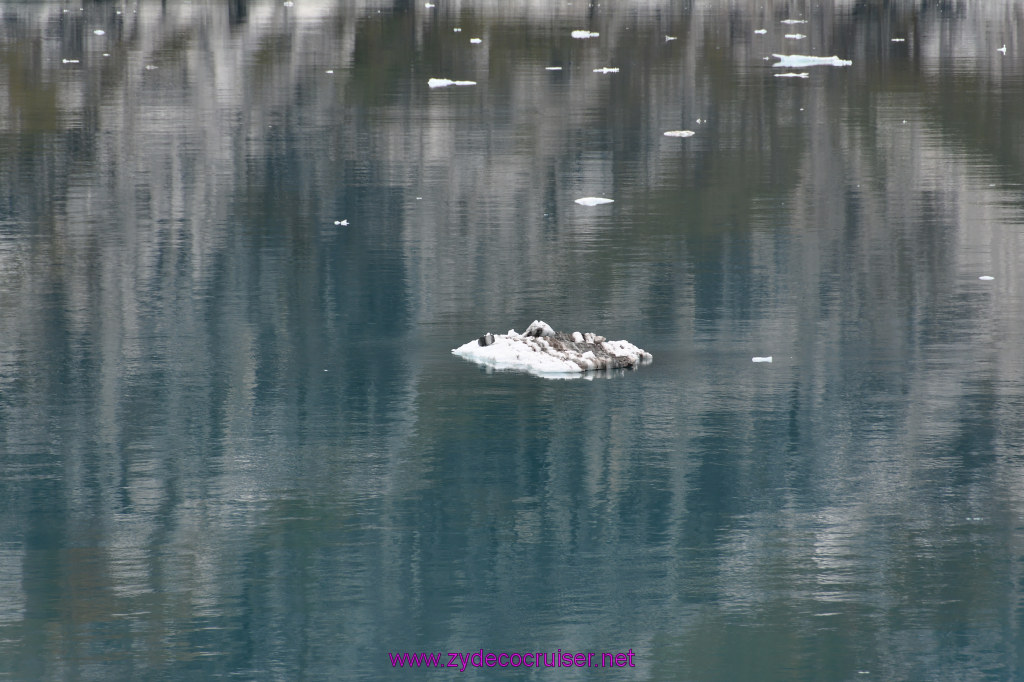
[1,0,1023,679]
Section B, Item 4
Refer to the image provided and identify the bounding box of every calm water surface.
[1,0,1024,679]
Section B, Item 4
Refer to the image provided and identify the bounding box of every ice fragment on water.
[665,35,677,41]
[93,29,105,35]
[571,30,600,39]
[979,275,994,280]
[752,356,773,363]
[334,220,349,226]
[62,58,80,64]
[754,29,768,34]
[283,0,293,6]
[664,130,695,137]
[453,27,462,32]
[545,66,563,71]
[785,34,806,40]
[998,44,1007,54]
[325,69,334,74]
[781,19,807,24]
[575,197,614,206]
[593,67,619,73]
[772,54,851,67]
[775,72,809,78]
[891,38,906,42]
[470,38,482,44]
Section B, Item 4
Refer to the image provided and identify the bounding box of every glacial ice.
[452,321,652,376]
[772,54,852,67]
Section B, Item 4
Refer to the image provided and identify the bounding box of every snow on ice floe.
[452,321,652,377]
[572,30,600,39]
[664,130,695,137]
[428,78,477,88]
[752,356,773,363]
[772,54,852,67]
[575,197,614,206]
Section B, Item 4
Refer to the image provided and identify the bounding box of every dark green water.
[1,1,1023,679]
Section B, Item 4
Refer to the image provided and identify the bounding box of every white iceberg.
[572,30,600,39]
[575,197,614,206]
[428,78,477,88]
[453,321,652,376]
[664,130,695,137]
[772,54,852,67]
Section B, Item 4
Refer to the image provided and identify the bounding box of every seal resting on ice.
[452,320,652,375]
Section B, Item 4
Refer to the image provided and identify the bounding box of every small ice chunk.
[428,78,477,88]
[593,67,619,73]
[772,54,851,67]
[571,30,600,39]
[891,37,906,42]
[572,331,584,343]
[424,2,435,7]
[998,44,1007,54]
[62,58,80,64]
[664,130,695,137]
[93,29,105,35]
[545,66,563,71]
[752,356,773,363]
[784,33,806,40]
[325,69,334,74]
[774,72,809,78]
[334,219,349,226]
[575,197,614,206]
[144,64,158,70]
[470,38,482,44]
[523,320,556,337]
[453,27,462,32]
[979,275,995,280]
[665,35,677,41]
[283,0,293,6]
[754,28,768,34]
[781,19,807,24]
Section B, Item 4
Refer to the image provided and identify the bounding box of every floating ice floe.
[979,275,995,281]
[774,72,809,78]
[572,30,600,39]
[575,197,614,206]
[325,69,334,74]
[665,35,677,41]
[452,321,652,376]
[772,54,852,67]
[470,38,482,44]
[62,58,80,64]
[93,29,105,35]
[891,37,906,42]
[754,28,768,34]
[752,356,773,363]
[998,44,1007,54]
[545,66,563,71]
[334,219,349,226]
[664,130,695,137]
[428,78,477,88]
[781,19,807,24]
[785,33,806,40]
[594,67,619,73]
[453,27,462,32]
